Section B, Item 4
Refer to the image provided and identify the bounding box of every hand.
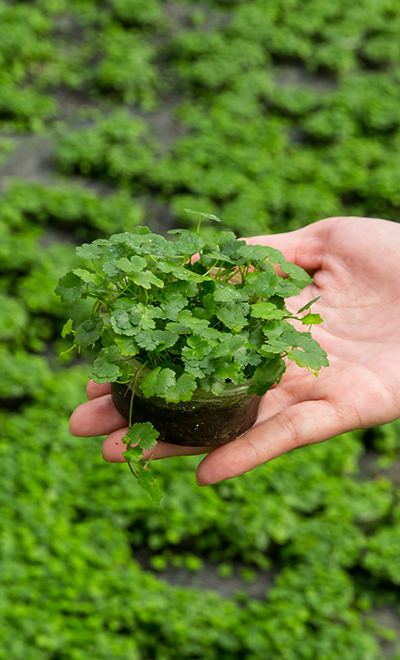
[69,216,400,486]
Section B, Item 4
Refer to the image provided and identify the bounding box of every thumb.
[195,399,346,486]
[246,217,335,275]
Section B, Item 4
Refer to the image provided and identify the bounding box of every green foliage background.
[1,0,400,657]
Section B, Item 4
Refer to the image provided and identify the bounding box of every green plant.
[56,110,158,185]
[110,0,164,28]
[56,213,328,503]
[94,28,160,108]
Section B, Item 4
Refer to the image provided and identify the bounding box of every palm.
[70,216,400,486]
[266,215,400,431]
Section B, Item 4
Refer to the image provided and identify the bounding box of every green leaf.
[160,294,188,321]
[280,262,313,288]
[301,313,324,325]
[209,376,226,396]
[61,319,74,338]
[184,209,221,222]
[259,339,288,354]
[55,272,85,303]
[182,361,208,379]
[136,304,160,330]
[115,255,147,272]
[182,335,211,360]
[101,327,118,346]
[287,347,325,371]
[213,284,249,303]
[152,330,179,349]
[245,271,278,298]
[201,293,216,316]
[135,331,159,351]
[214,359,243,380]
[275,278,303,297]
[287,345,329,371]
[89,346,121,383]
[141,367,176,398]
[164,280,198,298]
[114,336,139,356]
[213,231,237,246]
[170,230,206,256]
[132,465,163,505]
[76,242,105,260]
[236,244,285,264]
[164,372,197,403]
[251,302,285,320]
[75,315,103,348]
[157,262,193,281]
[111,228,150,249]
[201,249,235,266]
[141,238,177,260]
[216,304,249,331]
[166,311,211,335]
[123,422,160,452]
[251,357,286,395]
[73,268,100,284]
[101,261,121,278]
[212,335,247,359]
[111,303,159,336]
[122,423,162,504]
[110,309,137,336]
[132,270,164,289]
[135,330,179,351]
[297,296,321,314]
[182,335,215,377]
[140,366,161,397]
[283,328,329,371]
[261,319,287,339]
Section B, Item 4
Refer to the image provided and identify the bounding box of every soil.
[111,380,261,447]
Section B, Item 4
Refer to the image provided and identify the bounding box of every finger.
[101,374,311,463]
[246,217,336,275]
[69,394,127,437]
[195,398,348,486]
[87,380,111,400]
[102,429,216,462]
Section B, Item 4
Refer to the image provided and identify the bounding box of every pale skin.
[69,216,400,486]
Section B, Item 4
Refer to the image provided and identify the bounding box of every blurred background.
[1,0,400,658]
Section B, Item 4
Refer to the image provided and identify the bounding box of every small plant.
[56,212,328,503]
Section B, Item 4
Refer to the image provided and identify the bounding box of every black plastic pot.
[111,365,261,447]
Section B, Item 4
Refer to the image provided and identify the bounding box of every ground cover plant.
[1,0,400,657]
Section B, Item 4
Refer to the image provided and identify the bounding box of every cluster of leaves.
[1,377,400,659]
[54,79,400,237]
[93,26,161,108]
[56,110,159,187]
[154,15,400,231]
[0,238,399,656]
[3,0,396,230]
[0,0,168,131]
[0,179,143,238]
[0,0,57,130]
[0,179,144,367]
[58,224,327,393]
[57,221,327,500]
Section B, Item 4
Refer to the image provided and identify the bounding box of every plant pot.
[111,364,261,447]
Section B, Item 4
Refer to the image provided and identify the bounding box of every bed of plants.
[1,0,400,658]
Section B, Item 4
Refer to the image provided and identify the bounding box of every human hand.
[69,216,400,486]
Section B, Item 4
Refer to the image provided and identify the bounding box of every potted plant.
[56,212,328,503]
